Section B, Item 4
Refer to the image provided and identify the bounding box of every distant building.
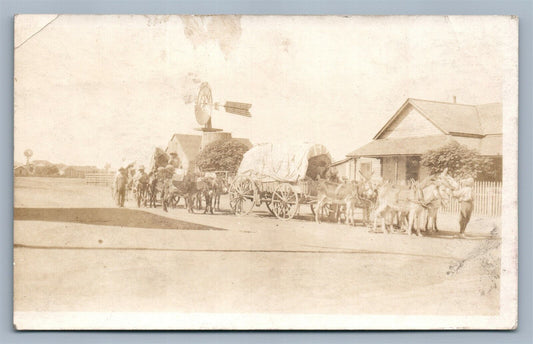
[166,133,252,171]
[14,165,30,176]
[346,98,502,183]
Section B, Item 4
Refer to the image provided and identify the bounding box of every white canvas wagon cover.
[237,142,332,182]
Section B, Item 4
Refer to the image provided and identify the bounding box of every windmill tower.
[24,149,33,166]
[194,82,252,149]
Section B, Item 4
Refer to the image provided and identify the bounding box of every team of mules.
[144,171,229,214]
[313,168,460,236]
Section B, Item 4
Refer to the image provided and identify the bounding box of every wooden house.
[346,98,502,183]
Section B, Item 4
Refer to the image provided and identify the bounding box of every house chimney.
[453,96,457,103]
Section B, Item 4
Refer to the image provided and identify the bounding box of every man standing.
[162,165,175,212]
[453,177,475,238]
[115,168,128,208]
[133,165,149,207]
[113,168,123,205]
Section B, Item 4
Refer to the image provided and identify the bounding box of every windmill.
[194,82,252,149]
[24,149,33,166]
[194,82,252,132]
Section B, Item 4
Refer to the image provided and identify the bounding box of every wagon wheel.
[229,175,256,216]
[265,201,276,216]
[271,183,299,220]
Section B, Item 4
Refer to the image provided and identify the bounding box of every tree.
[421,141,495,180]
[196,139,250,172]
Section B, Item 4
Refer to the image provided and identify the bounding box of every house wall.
[355,157,381,182]
[381,156,407,183]
[380,105,442,139]
[374,155,434,183]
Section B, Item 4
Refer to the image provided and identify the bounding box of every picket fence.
[439,181,502,217]
[85,172,115,186]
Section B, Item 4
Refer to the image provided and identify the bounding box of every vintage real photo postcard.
[13,15,518,330]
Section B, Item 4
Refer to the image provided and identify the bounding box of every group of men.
[113,149,220,214]
[113,165,150,208]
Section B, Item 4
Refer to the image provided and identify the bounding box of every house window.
[405,156,420,181]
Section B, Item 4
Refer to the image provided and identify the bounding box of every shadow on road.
[14,207,226,231]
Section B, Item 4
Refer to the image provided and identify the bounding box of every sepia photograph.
[13,15,518,330]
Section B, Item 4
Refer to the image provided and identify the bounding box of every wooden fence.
[439,181,502,217]
[85,172,115,186]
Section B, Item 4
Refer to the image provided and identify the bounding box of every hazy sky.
[14,15,512,168]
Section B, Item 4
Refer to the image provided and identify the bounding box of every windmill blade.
[221,101,252,117]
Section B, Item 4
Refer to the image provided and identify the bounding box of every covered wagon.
[228,142,333,220]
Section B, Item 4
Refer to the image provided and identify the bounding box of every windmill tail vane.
[215,101,252,117]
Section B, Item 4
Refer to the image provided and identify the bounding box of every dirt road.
[13,177,501,324]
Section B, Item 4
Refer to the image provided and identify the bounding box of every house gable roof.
[169,134,203,162]
[373,98,502,139]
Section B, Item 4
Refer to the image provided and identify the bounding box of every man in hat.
[132,165,149,207]
[115,167,128,207]
[112,167,123,205]
[453,177,475,238]
[168,152,181,169]
[162,164,176,212]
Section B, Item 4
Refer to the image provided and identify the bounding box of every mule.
[345,172,378,227]
[212,176,228,211]
[196,176,217,214]
[314,179,356,224]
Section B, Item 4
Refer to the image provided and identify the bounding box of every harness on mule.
[404,179,432,209]
[407,178,448,209]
